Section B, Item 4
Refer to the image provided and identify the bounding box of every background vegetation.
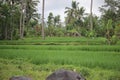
[0,0,120,80]
[0,0,120,44]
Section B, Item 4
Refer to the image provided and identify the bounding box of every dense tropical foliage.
[0,0,39,40]
[0,0,120,44]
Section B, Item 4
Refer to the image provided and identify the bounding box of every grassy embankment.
[0,37,120,80]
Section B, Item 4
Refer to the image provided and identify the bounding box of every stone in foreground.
[46,69,85,80]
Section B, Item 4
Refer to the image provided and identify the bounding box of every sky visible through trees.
[37,0,104,22]
[0,0,120,45]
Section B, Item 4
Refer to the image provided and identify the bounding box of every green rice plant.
[0,37,106,45]
[0,47,120,71]
[0,45,120,52]
[0,37,120,80]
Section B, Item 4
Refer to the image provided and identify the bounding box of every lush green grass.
[0,45,120,52]
[0,45,120,71]
[0,37,106,45]
[0,37,120,80]
[1,58,120,80]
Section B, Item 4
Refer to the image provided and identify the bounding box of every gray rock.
[9,76,32,80]
[46,69,86,80]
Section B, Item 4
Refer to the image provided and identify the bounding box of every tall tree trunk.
[10,16,13,40]
[20,2,23,39]
[10,1,13,40]
[5,18,8,39]
[20,0,26,39]
[22,11,25,39]
[5,26,7,40]
[90,0,93,31]
[42,0,45,40]
[22,0,26,39]
[20,11,22,39]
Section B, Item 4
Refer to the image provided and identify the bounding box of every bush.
[108,75,120,80]
[114,24,120,39]
[80,68,90,78]
[86,30,96,38]
[111,35,119,45]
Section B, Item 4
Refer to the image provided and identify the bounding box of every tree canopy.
[0,0,120,44]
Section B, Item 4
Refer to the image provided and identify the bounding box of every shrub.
[80,68,90,78]
[111,35,119,45]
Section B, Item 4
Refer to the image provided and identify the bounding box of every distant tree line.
[0,0,120,44]
[0,0,39,40]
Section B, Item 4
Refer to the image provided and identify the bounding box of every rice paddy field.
[0,37,120,80]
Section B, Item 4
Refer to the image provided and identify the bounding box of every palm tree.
[0,0,39,40]
[19,0,39,39]
[75,7,85,30]
[77,7,85,20]
[42,0,45,40]
[0,3,9,39]
[54,15,61,27]
[26,0,39,24]
[19,0,25,39]
[90,0,93,31]
[65,1,85,30]
[65,1,79,23]
[65,1,78,30]
[47,12,54,36]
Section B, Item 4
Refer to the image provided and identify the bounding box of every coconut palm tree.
[90,0,93,31]
[19,0,39,39]
[65,1,79,23]
[65,1,85,30]
[26,0,39,24]
[42,0,45,40]
[54,15,61,27]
